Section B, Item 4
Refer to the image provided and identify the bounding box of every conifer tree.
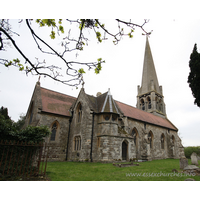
[188,44,200,107]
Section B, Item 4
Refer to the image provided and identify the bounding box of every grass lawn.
[45,159,200,181]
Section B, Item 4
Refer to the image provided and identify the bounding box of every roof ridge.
[114,100,136,109]
[115,100,177,130]
[40,87,76,99]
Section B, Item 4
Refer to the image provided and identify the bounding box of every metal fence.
[0,140,49,178]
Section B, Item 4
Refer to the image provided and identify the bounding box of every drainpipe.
[66,111,73,161]
[90,111,95,162]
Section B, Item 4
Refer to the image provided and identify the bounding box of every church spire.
[137,37,166,118]
[140,36,161,95]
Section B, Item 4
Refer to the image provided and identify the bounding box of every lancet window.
[148,131,153,149]
[147,97,151,109]
[77,103,82,123]
[74,136,81,151]
[131,128,139,149]
[140,99,145,111]
[161,133,165,149]
[50,121,58,141]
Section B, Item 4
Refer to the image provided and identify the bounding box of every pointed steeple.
[139,37,161,95]
[101,89,119,114]
[137,37,166,118]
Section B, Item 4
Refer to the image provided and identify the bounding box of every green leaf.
[19,66,24,71]
[96,32,102,42]
[78,68,86,74]
[13,58,20,63]
[50,31,55,39]
[59,25,64,33]
[128,33,133,38]
[4,61,12,67]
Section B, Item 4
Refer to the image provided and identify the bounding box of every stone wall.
[23,82,71,161]
[40,113,70,161]
[67,89,94,161]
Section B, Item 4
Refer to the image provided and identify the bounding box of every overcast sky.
[1,19,200,147]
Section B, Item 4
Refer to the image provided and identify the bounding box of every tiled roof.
[86,91,119,114]
[40,87,76,117]
[39,86,177,130]
[115,100,177,131]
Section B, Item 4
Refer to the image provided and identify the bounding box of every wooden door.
[122,141,127,160]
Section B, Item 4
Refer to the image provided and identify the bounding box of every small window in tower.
[147,97,151,109]
[140,99,145,110]
[112,114,117,121]
[103,114,110,121]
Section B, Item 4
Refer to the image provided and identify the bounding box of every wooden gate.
[0,140,49,178]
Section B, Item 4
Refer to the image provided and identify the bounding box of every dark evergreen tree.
[0,106,10,120]
[188,44,200,107]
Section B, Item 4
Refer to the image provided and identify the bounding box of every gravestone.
[183,165,199,170]
[191,152,199,166]
[180,157,188,169]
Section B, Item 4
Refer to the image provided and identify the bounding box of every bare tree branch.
[0,19,151,87]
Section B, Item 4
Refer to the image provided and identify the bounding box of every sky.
[1,19,200,147]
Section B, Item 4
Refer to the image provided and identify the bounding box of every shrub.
[184,146,200,158]
[0,112,51,177]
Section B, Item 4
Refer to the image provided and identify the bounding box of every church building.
[23,37,185,162]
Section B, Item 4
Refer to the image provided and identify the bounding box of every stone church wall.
[39,114,70,161]
[126,118,183,160]
[67,90,94,161]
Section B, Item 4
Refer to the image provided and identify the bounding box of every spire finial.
[81,76,85,88]
[37,76,41,86]
[108,88,111,95]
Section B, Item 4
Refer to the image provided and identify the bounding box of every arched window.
[148,131,153,149]
[161,133,165,149]
[77,103,82,123]
[122,140,128,161]
[171,135,175,144]
[131,128,138,147]
[147,97,151,109]
[50,121,58,141]
[74,136,81,151]
[140,99,145,110]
